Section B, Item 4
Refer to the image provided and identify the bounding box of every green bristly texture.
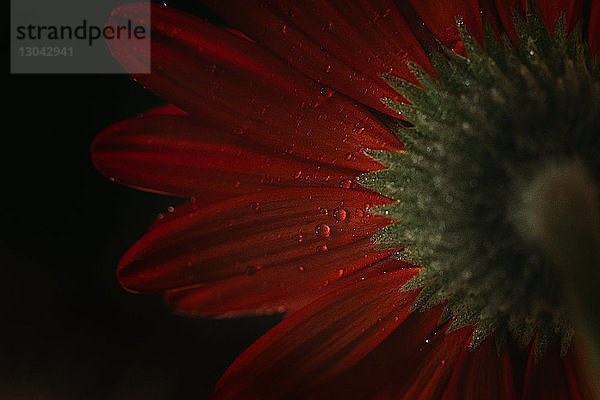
[359,6,600,356]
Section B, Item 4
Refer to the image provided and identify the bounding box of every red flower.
[93,1,600,398]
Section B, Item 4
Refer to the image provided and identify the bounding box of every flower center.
[359,9,600,355]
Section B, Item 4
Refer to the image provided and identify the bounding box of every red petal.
[531,0,585,33]
[479,0,506,39]
[92,113,362,199]
[442,335,517,400]
[118,187,395,310]
[211,269,421,400]
[165,257,412,317]
[494,0,525,42]
[107,4,401,171]
[378,326,473,399]
[590,0,600,58]
[200,0,433,115]
[302,305,472,400]
[408,0,485,53]
[142,104,187,116]
[306,306,445,399]
[522,340,571,399]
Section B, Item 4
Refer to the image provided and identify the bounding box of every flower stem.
[524,160,600,395]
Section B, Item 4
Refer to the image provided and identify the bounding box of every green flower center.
[359,8,600,356]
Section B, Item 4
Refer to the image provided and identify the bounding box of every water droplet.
[281,24,287,33]
[251,202,261,212]
[333,208,347,221]
[337,268,344,278]
[353,123,365,135]
[315,224,331,237]
[318,207,329,216]
[320,86,334,98]
[295,233,304,243]
[317,244,328,252]
[340,179,352,189]
[167,206,175,213]
[298,266,305,272]
[324,64,332,73]
[246,265,263,275]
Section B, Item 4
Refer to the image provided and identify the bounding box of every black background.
[4,2,281,398]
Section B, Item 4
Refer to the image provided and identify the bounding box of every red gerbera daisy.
[93,0,600,398]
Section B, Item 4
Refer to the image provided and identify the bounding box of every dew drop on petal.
[353,123,365,135]
[317,244,328,252]
[295,233,304,243]
[340,179,353,189]
[315,224,331,237]
[333,208,347,221]
[320,87,334,98]
[246,265,263,276]
[318,207,329,216]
